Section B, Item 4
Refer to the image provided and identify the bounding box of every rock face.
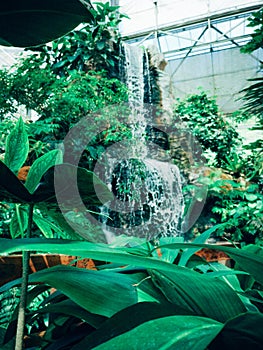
[98,43,185,242]
[146,45,175,111]
[103,157,183,241]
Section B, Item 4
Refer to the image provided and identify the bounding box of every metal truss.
[123,3,263,65]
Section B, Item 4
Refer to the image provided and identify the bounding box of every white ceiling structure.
[115,0,263,113]
[117,0,262,36]
[1,0,263,113]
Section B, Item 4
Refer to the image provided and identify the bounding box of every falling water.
[100,43,184,242]
[123,44,145,107]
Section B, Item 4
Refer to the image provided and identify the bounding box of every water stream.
[100,43,184,242]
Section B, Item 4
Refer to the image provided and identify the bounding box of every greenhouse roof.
[1,0,263,113]
[118,0,263,37]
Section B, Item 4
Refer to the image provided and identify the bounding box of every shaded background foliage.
[173,91,240,167]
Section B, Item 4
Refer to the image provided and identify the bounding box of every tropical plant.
[241,77,263,124]
[0,116,112,349]
[0,2,129,173]
[172,91,240,167]
[195,169,263,244]
[239,8,263,149]
[0,70,16,120]
[0,62,128,168]
[240,8,263,54]
[22,1,127,78]
[0,230,263,349]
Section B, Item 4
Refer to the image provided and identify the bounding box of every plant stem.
[15,203,34,350]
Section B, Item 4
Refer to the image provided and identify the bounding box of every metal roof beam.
[122,3,263,41]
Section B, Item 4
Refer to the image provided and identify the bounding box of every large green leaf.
[71,302,195,349]
[204,262,258,313]
[32,214,54,238]
[10,205,28,238]
[150,269,246,323]
[0,161,32,203]
[154,243,263,286]
[30,299,106,329]
[0,238,195,275]
[26,265,137,317]
[0,161,112,206]
[0,0,94,47]
[25,149,63,194]
[33,213,65,238]
[0,239,250,324]
[0,238,257,281]
[32,163,113,205]
[209,312,263,349]
[178,224,223,266]
[91,315,223,350]
[4,117,29,174]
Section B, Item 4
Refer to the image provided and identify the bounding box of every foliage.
[0,64,128,169]
[4,117,29,174]
[24,2,127,77]
[239,8,263,150]
[5,60,127,141]
[241,77,263,125]
[240,9,263,54]
[0,70,16,120]
[0,116,113,348]
[9,56,57,113]
[0,2,128,163]
[0,232,263,348]
[197,169,263,244]
[173,91,240,167]
[0,118,112,239]
[172,91,262,244]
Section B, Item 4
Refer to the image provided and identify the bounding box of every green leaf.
[209,312,263,349]
[0,161,32,203]
[91,315,223,350]
[33,213,56,238]
[52,59,68,69]
[0,238,196,276]
[96,40,106,50]
[155,237,184,263]
[27,265,138,317]
[25,149,63,194]
[72,302,195,349]
[32,299,106,329]
[10,205,28,238]
[154,242,263,287]
[179,224,223,266]
[204,262,258,312]
[0,0,94,47]
[150,269,246,323]
[245,193,258,201]
[4,117,29,174]
[0,159,111,207]
[32,163,113,205]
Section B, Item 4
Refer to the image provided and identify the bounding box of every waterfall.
[123,44,145,107]
[99,43,184,242]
